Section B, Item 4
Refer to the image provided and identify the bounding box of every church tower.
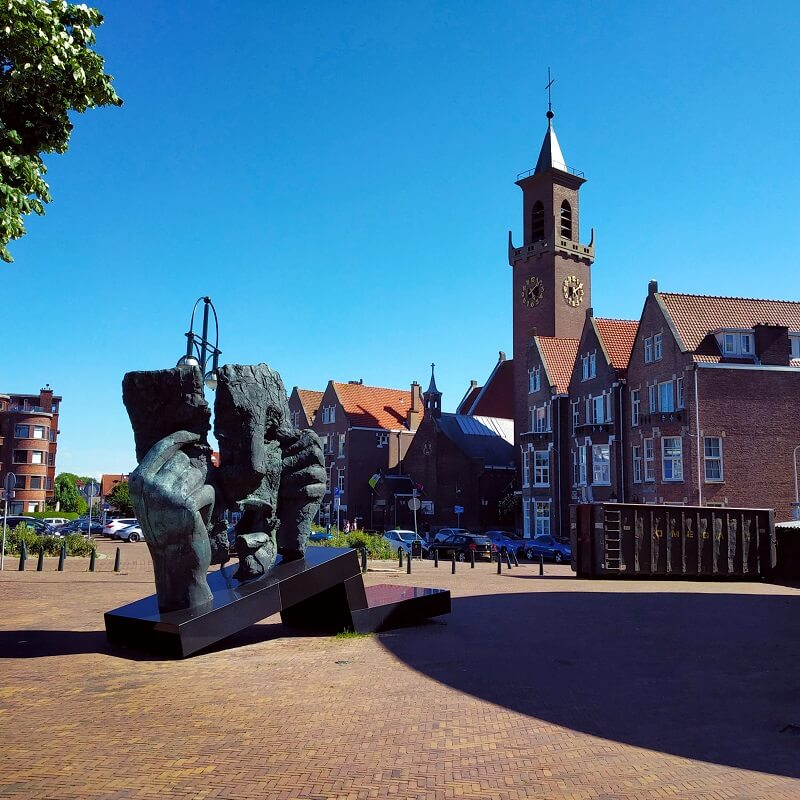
[508,105,595,434]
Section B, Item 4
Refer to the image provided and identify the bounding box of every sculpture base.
[104,547,449,658]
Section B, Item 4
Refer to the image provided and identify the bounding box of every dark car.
[427,533,496,562]
[4,516,58,536]
[521,535,572,564]
[60,518,104,536]
[482,530,521,556]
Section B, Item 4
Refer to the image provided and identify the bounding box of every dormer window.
[719,330,755,357]
[790,335,800,359]
[528,367,541,393]
[531,201,545,242]
[560,200,572,239]
[321,405,336,424]
[581,352,596,381]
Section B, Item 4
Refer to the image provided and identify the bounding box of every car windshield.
[397,533,417,542]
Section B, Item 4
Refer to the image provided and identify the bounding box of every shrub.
[1,524,96,557]
[308,528,396,560]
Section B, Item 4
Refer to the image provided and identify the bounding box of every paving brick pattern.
[0,542,798,799]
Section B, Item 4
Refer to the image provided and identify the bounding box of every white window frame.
[593,395,605,424]
[631,389,640,427]
[676,377,684,409]
[32,425,46,440]
[581,352,597,381]
[592,444,611,486]
[658,381,674,413]
[30,451,44,465]
[791,335,800,359]
[704,436,724,482]
[522,498,531,538]
[574,445,587,486]
[337,468,345,492]
[534,500,551,537]
[571,400,579,433]
[531,403,550,433]
[533,450,550,486]
[376,432,388,448]
[29,476,43,490]
[522,446,531,487]
[14,424,29,439]
[661,436,683,482]
[12,450,27,464]
[648,384,657,413]
[322,405,336,424]
[337,433,345,458]
[653,333,663,361]
[644,337,653,363]
[632,445,642,483]
[529,367,541,393]
[644,438,655,482]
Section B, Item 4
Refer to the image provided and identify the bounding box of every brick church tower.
[508,107,595,439]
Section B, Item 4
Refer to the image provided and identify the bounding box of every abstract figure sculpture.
[122,363,325,612]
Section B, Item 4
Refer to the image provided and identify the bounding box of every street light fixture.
[177,296,221,390]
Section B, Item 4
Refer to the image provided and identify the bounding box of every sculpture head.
[214,364,293,514]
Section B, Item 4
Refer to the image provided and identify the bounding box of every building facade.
[0,385,61,514]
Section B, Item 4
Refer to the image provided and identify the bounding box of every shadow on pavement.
[380,589,800,779]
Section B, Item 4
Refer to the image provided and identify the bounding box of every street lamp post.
[85,479,98,542]
[793,445,800,520]
[177,296,222,390]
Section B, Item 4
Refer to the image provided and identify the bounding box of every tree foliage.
[0,0,122,262]
[108,479,132,515]
[53,472,87,513]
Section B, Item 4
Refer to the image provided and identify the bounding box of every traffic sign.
[454,505,464,514]
[85,480,99,498]
[333,487,343,497]
[408,497,421,511]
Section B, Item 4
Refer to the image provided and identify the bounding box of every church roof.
[536,337,580,394]
[435,413,515,468]
[465,357,514,418]
[534,120,568,175]
[593,318,639,372]
[456,383,482,415]
[332,381,421,430]
[657,292,800,356]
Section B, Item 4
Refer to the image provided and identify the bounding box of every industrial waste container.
[411,540,423,559]
[570,502,775,579]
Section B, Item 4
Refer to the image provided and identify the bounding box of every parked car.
[427,533,496,562]
[308,530,334,542]
[521,535,572,563]
[60,518,104,536]
[482,530,521,556]
[431,527,471,545]
[382,529,428,557]
[43,517,70,529]
[3,516,58,536]
[117,523,144,542]
[103,518,137,538]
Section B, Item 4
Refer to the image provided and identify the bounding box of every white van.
[43,517,70,529]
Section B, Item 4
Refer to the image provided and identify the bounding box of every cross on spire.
[545,67,555,120]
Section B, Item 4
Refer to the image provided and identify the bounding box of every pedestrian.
[343,519,351,534]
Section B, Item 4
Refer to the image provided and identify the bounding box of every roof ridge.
[331,381,410,394]
[535,335,580,343]
[595,317,639,325]
[661,291,800,306]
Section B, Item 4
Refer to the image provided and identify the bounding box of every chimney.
[753,324,790,366]
[39,384,53,413]
[498,351,506,362]
[407,381,423,431]
[586,306,594,318]
[648,279,659,296]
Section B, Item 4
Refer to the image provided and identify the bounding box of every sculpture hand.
[129,431,216,611]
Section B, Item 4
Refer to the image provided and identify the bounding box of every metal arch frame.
[183,296,222,383]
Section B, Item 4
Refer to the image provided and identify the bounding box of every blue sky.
[5,0,799,477]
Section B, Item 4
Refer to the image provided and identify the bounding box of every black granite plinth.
[353,584,451,633]
[105,547,452,658]
[105,547,362,657]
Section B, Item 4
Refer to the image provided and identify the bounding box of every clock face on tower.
[562,275,584,307]
[521,276,545,308]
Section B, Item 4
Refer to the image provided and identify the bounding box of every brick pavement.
[0,544,798,799]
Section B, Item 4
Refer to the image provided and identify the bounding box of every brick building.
[403,365,515,532]
[624,283,800,520]
[288,379,424,530]
[0,385,61,514]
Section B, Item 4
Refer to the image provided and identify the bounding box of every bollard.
[539,554,544,576]
[407,550,412,574]
[451,552,456,574]
[398,549,404,569]
[19,541,27,571]
[89,548,97,572]
[36,547,45,572]
[57,543,66,572]
[470,549,475,568]
[361,547,367,573]
[497,552,502,574]
[512,549,519,567]
[114,547,121,573]
[433,548,439,568]
[505,551,513,569]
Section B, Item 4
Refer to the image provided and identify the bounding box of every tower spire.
[423,362,442,418]
[534,67,566,174]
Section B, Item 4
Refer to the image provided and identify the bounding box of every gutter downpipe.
[694,364,703,507]
[617,380,626,503]
[555,398,561,537]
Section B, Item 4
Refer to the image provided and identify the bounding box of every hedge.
[1,524,96,557]
[307,528,397,560]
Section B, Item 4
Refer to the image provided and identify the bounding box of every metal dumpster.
[570,502,775,579]
[773,521,800,580]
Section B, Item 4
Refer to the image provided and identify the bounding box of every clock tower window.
[560,200,572,239]
[531,201,545,242]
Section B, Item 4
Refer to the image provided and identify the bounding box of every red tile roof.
[297,389,323,423]
[536,337,580,394]
[594,318,638,372]
[332,382,420,430]
[659,293,800,352]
